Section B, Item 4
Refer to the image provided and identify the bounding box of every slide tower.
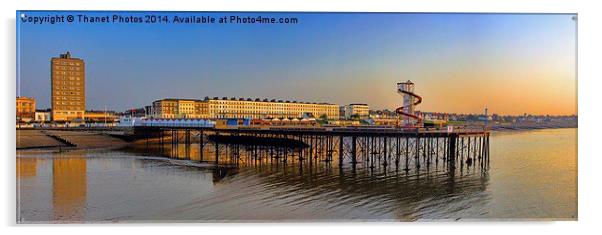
[395,80,423,126]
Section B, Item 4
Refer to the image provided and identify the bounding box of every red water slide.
[395,89,423,125]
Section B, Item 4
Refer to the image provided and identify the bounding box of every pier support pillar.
[200,130,204,161]
[448,134,457,169]
[383,137,388,167]
[339,136,344,169]
[351,136,357,165]
[395,137,400,169]
[415,135,421,169]
[404,137,409,171]
[215,133,219,165]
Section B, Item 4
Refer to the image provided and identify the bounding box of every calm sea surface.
[17,128,577,222]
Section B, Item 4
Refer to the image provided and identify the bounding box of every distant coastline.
[488,122,577,132]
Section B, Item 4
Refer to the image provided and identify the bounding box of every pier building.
[51,52,85,122]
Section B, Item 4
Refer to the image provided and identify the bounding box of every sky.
[17,11,577,115]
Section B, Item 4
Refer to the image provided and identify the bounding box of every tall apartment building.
[151,97,339,120]
[16,96,36,122]
[51,52,85,121]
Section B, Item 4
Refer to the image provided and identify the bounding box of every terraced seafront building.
[16,96,36,122]
[151,98,209,119]
[151,97,340,120]
[343,103,370,119]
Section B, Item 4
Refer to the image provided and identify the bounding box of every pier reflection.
[126,140,490,220]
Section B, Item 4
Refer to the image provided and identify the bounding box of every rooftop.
[52,51,84,61]
[155,97,337,105]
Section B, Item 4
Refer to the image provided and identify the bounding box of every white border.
[2,0,601,234]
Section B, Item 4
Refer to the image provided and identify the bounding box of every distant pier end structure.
[51,52,85,122]
[396,80,423,127]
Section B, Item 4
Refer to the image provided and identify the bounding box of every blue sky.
[17,11,576,115]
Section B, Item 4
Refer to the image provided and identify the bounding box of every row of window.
[54,81,81,86]
[54,97,82,101]
[54,66,82,71]
[210,101,335,108]
[54,71,82,76]
[55,91,82,96]
[53,111,83,115]
[211,105,335,110]
[54,101,82,105]
[54,85,82,91]
[53,61,81,66]
[213,114,310,119]
[157,107,207,111]
[155,101,335,108]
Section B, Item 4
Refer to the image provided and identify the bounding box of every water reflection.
[159,157,490,220]
[52,156,87,221]
[17,158,37,178]
[122,141,491,220]
[16,129,577,222]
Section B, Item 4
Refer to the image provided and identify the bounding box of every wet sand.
[17,130,129,151]
[17,130,66,149]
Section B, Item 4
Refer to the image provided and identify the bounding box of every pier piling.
[135,126,489,174]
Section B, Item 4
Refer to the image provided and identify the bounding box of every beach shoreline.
[16,130,130,153]
[16,124,576,152]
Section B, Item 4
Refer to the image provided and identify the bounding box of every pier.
[133,126,490,172]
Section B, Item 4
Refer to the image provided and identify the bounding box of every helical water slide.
[395,84,423,126]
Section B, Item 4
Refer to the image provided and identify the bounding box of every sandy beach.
[16,130,129,151]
